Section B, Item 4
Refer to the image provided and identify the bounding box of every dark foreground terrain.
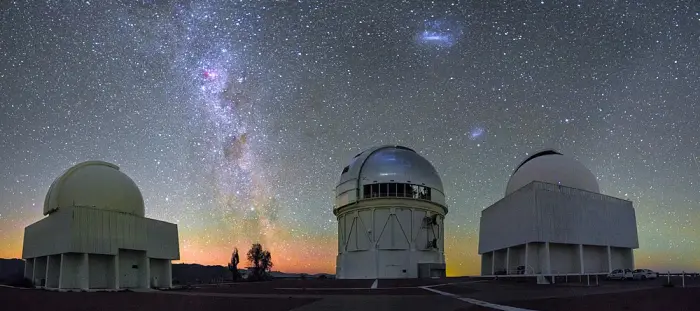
[0,287,318,311]
[504,287,700,311]
[2,275,699,311]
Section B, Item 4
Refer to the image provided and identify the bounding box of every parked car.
[632,269,658,280]
[607,268,633,280]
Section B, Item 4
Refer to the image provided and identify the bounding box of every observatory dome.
[505,149,599,196]
[338,145,443,192]
[335,145,446,210]
[43,161,145,217]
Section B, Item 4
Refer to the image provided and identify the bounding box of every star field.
[1,1,699,275]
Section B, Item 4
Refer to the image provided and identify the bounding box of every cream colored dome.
[43,161,145,217]
[506,149,600,196]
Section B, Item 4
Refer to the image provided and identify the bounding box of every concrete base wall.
[583,245,609,273]
[611,247,634,270]
[481,243,634,276]
[550,243,578,274]
[493,249,507,274]
[89,254,116,289]
[46,255,61,288]
[481,252,493,275]
[24,258,34,280]
[149,258,172,288]
[23,251,169,290]
[33,256,47,286]
[118,249,147,289]
[60,253,88,290]
[527,242,542,274]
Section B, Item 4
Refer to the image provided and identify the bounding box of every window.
[388,183,397,197]
[341,166,349,174]
[362,183,433,201]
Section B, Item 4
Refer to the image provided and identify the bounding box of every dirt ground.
[0,287,318,311]
[4,276,699,311]
[478,287,700,311]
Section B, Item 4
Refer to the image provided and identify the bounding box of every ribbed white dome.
[43,161,145,217]
[506,150,599,196]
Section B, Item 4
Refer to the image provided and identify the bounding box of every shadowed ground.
[3,276,699,311]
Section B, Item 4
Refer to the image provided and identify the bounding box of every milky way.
[1,1,699,274]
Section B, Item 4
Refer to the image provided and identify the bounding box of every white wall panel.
[88,254,112,289]
[374,209,392,249]
[534,183,638,248]
[507,245,526,269]
[340,251,376,279]
[146,219,180,260]
[60,253,88,289]
[33,256,47,285]
[118,249,144,289]
[71,207,148,255]
[149,258,168,288]
[549,243,577,274]
[24,206,178,260]
[22,209,72,258]
[536,243,548,273]
[481,252,493,275]
[24,258,34,279]
[478,185,536,253]
[493,249,507,273]
[527,243,541,273]
[377,250,410,278]
[46,255,61,288]
[610,247,633,270]
[412,209,428,250]
[583,245,608,273]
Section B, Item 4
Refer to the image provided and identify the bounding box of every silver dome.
[335,145,445,211]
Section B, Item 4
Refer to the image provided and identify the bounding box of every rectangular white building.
[478,181,639,276]
[22,206,179,290]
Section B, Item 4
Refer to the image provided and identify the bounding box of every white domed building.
[22,161,179,290]
[334,145,448,279]
[478,150,639,277]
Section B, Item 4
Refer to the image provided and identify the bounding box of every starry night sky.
[1,1,699,275]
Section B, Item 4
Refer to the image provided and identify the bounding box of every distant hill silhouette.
[0,259,332,286]
[0,258,25,284]
[172,263,334,284]
[172,263,231,284]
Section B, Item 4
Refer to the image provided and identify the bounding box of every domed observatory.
[478,150,639,277]
[334,145,448,279]
[22,161,179,291]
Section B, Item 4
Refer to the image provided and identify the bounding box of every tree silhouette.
[247,243,273,281]
[227,248,241,281]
